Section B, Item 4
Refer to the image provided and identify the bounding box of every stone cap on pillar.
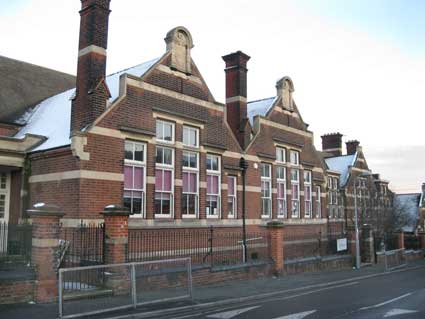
[267,220,284,229]
[27,203,65,217]
[101,204,131,216]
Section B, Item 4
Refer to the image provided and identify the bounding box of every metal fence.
[404,234,421,250]
[58,258,192,319]
[283,226,348,261]
[0,222,32,266]
[59,222,105,268]
[128,227,270,267]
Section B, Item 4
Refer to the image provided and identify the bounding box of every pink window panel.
[305,186,311,199]
[292,185,299,198]
[183,172,197,193]
[278,183,285,198]
[124,166,133,189]
[156,169,172,192]
[207,175,219,195]
[228,177,235,196]
[134,167,144,189]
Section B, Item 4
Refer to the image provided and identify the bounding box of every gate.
[59,222,105,268]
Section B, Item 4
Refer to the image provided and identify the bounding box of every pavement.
[1,259,425,319]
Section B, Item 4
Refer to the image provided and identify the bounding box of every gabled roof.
[394,193,421,232]
[324,153,357,186]
[15,57,160,152]
[247,97,277,125]
[0,55,76,124]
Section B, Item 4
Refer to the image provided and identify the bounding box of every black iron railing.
[0,222,32,266]
[60,222,105,268]
[128,227,270,267]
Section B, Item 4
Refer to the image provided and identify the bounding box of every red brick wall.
[0,279,34,304]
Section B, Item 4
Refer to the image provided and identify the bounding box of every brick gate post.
[101,204,130,265]
[267,221,284,275]
[27,203,64,303]
[397,232,405,250]
[346,226,357,261]
[419,232,425,250]
[101,205,131,294]
[362,224,374,263]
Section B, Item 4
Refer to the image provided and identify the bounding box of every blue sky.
[300,0,425,56]
[0,0,424,193]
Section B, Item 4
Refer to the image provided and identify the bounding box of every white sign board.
[337,238,347,252]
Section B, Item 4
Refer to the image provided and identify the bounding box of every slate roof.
[15,57,160,152]
[247,97,277,125]
[394,193,421,232]
[324,153,357,187]
[0,55,75,124]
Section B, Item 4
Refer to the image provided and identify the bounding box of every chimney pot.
[321,132,343,156]
[346,140,360,155]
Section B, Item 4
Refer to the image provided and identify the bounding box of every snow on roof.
[247,97,276,125]
[324,153,357,186]
[15,57,160,152]
[394,193,420,232]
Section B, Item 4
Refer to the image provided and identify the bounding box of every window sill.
[154,215,173,219]
[182,215,198,219]
[129,214,145,219]
[261,215,272,219]
[206,215,220,219]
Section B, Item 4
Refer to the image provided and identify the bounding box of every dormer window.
[290,150,299,166]
[156,120,174,143]
[276,147,286,163]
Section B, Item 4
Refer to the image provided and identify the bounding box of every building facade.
[0,0,394,247]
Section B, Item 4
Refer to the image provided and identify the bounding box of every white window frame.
[289,150,299,166]
[276,166,287,218]
[276,147,286,163]
[206,154,221,218]
[0,172,10,223]
[328,177,333,219]
[124,141,147,218]
[155,146,174,218]
[183,126,199,148]
[156,119,175,144]
[304,171,312,218]
[291,168,300,218]
[227,176,237,218]
[333,177,339,205]
[316,186,321,218]
[182,151,199,218]
[261,163,272,218]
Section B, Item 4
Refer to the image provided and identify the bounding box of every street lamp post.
[353,171,370,270]
[239,157,249,263]
[353,181,361,270]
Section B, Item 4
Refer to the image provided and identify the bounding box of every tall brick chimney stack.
[71,0,111,134]
[346,140,360,155]
[222,51,251,149]
[321,133,343,157]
